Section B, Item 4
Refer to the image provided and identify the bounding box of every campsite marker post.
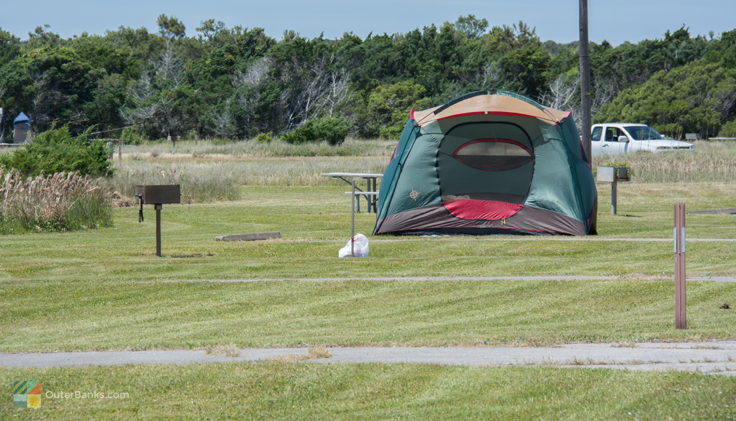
[596,166,630,214]
[674,203,686,329]
[611,179,617,214]
[596,167,616,212]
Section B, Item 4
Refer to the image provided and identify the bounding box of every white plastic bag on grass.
[338,233,369,258]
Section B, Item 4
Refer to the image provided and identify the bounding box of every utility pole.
[579,0,592,164]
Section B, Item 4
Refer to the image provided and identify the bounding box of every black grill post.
[135,185,181,257]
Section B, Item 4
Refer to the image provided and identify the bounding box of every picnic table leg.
[367,178,373,213]
[366,178,375,213]
[351,181,355,256]
[372,178,378,212]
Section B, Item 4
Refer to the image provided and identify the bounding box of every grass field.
[1,182,735,354]
[3,278,736,352]
[2,363,735,420]
[2,141,736,418]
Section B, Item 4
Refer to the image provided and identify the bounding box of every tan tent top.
[412,93,569,127]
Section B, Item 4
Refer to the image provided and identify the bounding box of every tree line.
[1,15,735,141]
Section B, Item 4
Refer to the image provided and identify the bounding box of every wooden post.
[118,139,123,161]
[674,203,686,329]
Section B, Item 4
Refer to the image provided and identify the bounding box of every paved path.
[374,237,736,243]
[155,276,736,283]
[286,237,736,244]
[3,342,736,376]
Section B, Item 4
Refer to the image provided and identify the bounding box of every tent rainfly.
[373,90,597,236]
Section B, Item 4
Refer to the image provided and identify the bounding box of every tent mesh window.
[438,122,534,205]
[453,139,533,171]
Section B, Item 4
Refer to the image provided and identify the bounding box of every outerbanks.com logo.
[13,380,42,408]
[12,381,130,409]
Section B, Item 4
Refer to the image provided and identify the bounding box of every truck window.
[604,128,620,142]
[592,127,602,142]
[625,125,662,140]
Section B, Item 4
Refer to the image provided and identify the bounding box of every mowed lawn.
[2,278,736,352]
[2,180,736,418]
[2,363,735,420]
[1,182,736,285]
[1,182,736,352]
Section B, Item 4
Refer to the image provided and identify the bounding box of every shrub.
[255,132,273,143]
[0,127,113,177]
[0,169,112,233]
[281,117,350,146]
[120,126,146,145]
[719,120,736,137]
[652,123,683,139]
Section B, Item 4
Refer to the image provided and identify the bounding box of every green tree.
[0,29,21,64]
[157,15,186,39]
[362,81,432,139]
[497,44,551,99]
[23,47,97,131]
[705,28,736,68]
[453,15,488,39]
[595,61,736,139]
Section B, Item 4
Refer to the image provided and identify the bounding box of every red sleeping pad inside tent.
[443,199,522,221]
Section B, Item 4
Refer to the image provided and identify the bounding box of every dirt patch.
[205,344,240,357]
[270,346,332,362]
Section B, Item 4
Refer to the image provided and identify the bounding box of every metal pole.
[155,203,162,257]
[350,178,356,257]
[369,177,376,213]
[579,0,592,164]
[365,177,373,213]
[674,203,686,329]
[611,181,617,215]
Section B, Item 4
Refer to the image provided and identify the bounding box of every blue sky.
[3,0,734,45]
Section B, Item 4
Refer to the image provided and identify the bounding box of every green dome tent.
[373,90,597,236]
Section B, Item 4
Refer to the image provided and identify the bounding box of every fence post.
[674,203,686,329]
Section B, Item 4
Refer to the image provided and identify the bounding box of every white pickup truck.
[591,123,694,156]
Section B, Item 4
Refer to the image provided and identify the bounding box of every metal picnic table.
[321,172,383,213]
[321,172,383,257]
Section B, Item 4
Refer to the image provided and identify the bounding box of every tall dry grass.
[0,169,111,233]
[107,163,242,204]
[593,141,736,183]
[108,139,392,203]
[108,156,388,203]
[114,139,736,205]
[126,138,396,158]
